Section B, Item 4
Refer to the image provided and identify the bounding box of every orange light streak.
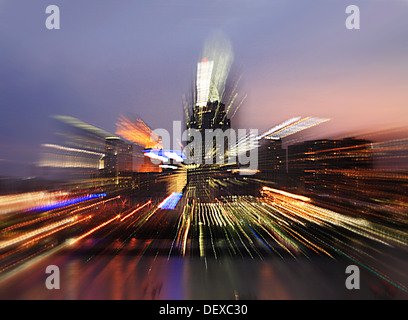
[0,216,78,249]
[120,201,151,222]
[71,215,119,245]
[262,186,311,202]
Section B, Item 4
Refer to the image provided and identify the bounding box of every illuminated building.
[187,57,232,162]
[184,57,234,201]
[257,138,286,184]
[83,136,134,189]
[254,116,331,186]
[104,137,133,175]
[181,34,248,200]
[187,56,232,135]
[287,137,374,192]
[188,100,231,132]
[187,99,231,165]
[288,138,373,172]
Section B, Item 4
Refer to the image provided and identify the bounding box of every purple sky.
[1,0,407,176]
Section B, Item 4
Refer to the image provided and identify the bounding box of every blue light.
[142,149,186,160]
[28,193,107,212]
[159,193,183,210]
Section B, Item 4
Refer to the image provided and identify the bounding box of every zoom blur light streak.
[0,216,78,249]
[158,193,183,210]
[120,201,151,222]
[143,149,186,163]
[258,117,330,140]
[0,191,69,215]
[70,215,120,245]
[262,186,311,202]
[27,193,107,212]
[116,115,162,149]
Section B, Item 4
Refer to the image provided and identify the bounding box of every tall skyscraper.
[187,100,231,131]
[187,63,232,165]
[184,57,234,201]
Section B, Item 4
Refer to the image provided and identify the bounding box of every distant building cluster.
[38,116,134,187]
[256,137,374,194]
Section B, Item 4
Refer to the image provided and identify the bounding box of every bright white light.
[41,144,104,156]
[144,153,167,163]
[257,117,301,140]
[258,117,330,140]
[164,152,183,163]
[159,164,178,170]
[265,117,330,139]
[196,58,214,107]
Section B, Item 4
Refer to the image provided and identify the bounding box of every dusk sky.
[1,0,407,176]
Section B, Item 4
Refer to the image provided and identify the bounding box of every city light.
[196,58,214,107]
[258,117,330,140]
[1,4,408,302]
[143,149,186,163]
[27,193,107,212]
[116,115,162,149]
[158,193,183,210]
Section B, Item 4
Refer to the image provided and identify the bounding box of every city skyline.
[1,0,408,176]
[1,1,408,303]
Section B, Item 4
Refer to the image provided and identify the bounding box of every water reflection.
[2,245,407,300]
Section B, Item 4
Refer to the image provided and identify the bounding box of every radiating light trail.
[41,144,104,157]
[70,215,119,245]
[116,115,162,149]
[120,201,151,222]
[1,215,91,257]
[257,117,330,140]
[257,117,301,140]
[0,191,68,215]
[262,186,311,202]
[27,193,107,212]
[0,216,78,249]
[158,193,183,210]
